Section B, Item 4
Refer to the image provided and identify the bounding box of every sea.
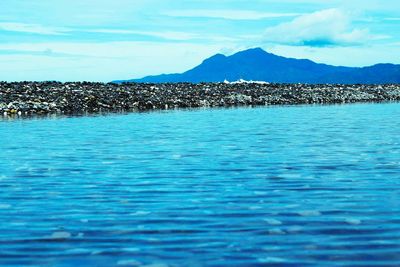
[1,103,400,266]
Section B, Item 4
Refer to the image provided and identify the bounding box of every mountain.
[115,48,400,84]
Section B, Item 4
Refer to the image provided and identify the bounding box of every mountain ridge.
[114,48,400,84]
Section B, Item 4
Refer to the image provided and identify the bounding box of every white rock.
[297,210,321,217]
[50,231,71,239]
[345,218,362,225]
[263,219,283,225]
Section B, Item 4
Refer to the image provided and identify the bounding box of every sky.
[1,0,400,82]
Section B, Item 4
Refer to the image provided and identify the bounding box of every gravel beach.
[1,81,400,116]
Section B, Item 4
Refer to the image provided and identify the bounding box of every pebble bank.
[1,81,400,116]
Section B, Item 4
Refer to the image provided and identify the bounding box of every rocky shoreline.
[1,81,400,116]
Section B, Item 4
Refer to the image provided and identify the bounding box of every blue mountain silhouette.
[116,48,400,84]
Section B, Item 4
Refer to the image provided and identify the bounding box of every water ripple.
[1,103,400,266]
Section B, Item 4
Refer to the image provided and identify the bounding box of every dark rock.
[0,81,399,116]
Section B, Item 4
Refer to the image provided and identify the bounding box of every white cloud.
[263,43,400,67]
[0,22,68,35]
[0,22,199,41]
[164,9,300,20]
[263,8,384,46]
[86,29,247,42]
[0,41,227,82]
[0,22,233,41]
[88,29,200,41]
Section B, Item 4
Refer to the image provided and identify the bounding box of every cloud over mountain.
[264,9,381,47]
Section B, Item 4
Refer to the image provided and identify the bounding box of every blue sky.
[1,0,400,82]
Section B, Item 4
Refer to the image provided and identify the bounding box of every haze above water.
[1,103,400,266]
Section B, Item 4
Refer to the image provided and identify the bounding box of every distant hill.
[115,48,400,84]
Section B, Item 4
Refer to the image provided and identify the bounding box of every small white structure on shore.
[223,79,269,85]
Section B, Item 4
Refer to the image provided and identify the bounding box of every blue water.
[1,103,400,266]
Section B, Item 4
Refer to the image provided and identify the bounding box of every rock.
[50,231,72,239]
[297,210,321,217]
[0,81,399,116]
[263,218,283,225]
[345,218,362,225]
